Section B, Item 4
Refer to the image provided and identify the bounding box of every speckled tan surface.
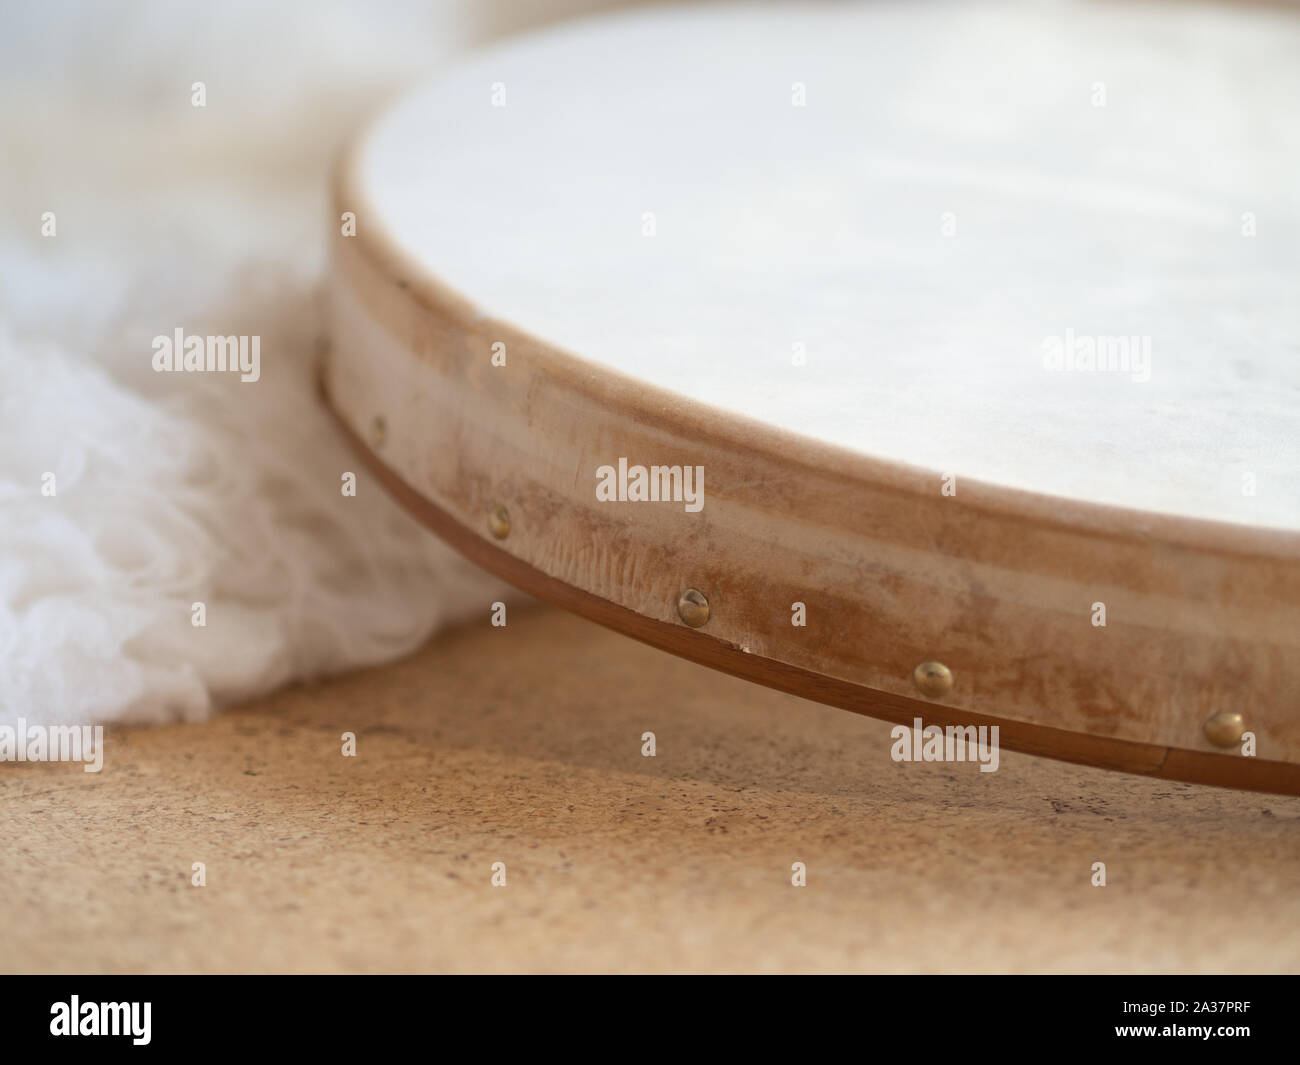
[2,605,1297,973]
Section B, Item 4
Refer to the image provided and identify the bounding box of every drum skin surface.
[323,2,1300,793]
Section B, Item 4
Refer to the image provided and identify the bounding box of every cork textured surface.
[3,605,1298,974]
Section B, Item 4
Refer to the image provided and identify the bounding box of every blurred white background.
[0,0,656,728]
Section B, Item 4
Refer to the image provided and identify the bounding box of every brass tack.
[1203,710,1245,749]
[912,660,953,698]
[677,588,710,628]
[487,503,511,540]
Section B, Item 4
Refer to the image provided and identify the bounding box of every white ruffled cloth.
[0,0,547,727]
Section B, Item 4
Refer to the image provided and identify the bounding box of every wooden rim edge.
[321,372,1300,798]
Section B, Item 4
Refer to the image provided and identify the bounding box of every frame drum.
[323,1,1300,793]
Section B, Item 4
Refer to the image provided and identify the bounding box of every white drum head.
[355,0,1300,530]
